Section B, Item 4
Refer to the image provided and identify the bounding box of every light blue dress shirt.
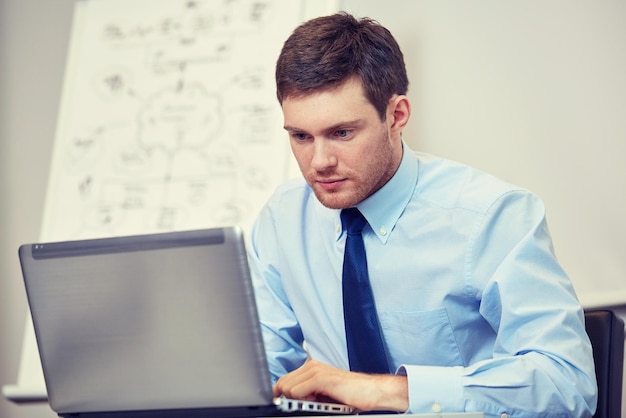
[248,144,597,417]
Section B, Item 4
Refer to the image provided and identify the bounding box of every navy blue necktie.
[341,208,389,374]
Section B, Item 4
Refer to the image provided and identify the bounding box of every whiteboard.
[4,0,338,401]
[42,0,310,240]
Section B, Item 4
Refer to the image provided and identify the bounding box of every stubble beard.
[308,135,398,210]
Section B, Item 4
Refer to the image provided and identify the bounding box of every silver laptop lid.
[19,227,273,415]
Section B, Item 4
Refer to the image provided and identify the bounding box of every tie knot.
[341,208,367,235]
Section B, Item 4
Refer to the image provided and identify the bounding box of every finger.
[273,363,325,399]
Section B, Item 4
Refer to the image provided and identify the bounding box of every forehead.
[281,78,378,131]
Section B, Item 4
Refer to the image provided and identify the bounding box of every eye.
[290,132,310,142]
[334,129,351,139]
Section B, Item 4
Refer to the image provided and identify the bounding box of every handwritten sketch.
[42,0,305,240]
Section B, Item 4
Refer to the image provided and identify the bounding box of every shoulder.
[265,177,312,210]
[413,152,542,216]
[256,177,322,230]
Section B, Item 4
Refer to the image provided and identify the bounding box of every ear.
[387,95,411,139]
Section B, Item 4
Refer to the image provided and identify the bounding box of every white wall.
[0,1,74,417]
[345,0,626,308]
[1,1,625,417]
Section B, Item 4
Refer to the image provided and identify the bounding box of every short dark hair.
[275,12,409,120]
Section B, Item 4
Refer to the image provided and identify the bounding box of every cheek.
[290,144,311,171]
[361,135,396,178]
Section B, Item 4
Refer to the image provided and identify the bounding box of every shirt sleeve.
[400,191,598,418]
[248,203,308,384]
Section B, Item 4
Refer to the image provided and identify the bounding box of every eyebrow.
[283,119,365,134]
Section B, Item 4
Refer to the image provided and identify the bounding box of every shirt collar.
[333,141,418,244]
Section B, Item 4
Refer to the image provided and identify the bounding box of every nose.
[310,138,338,172]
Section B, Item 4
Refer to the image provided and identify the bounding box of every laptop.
[19,227,355,417]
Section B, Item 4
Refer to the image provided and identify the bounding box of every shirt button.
[380,227,387,236]
[500,413,509,418]
[431,403,442,413]
[335,224,340,233]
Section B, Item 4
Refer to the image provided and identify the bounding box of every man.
[248,12,597,417]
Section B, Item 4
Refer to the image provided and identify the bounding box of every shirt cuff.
[397,364,465,414]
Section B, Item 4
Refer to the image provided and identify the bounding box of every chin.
[314,190,358,210]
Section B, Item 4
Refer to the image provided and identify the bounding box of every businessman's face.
[281,77,406,209]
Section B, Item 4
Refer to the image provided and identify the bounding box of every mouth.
[315,178,347,192]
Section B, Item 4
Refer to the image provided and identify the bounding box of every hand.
[272,359,409,412]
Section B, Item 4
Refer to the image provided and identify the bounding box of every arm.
[247,196,407,413]
[402,191,597,417]
[248,207,309,383]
